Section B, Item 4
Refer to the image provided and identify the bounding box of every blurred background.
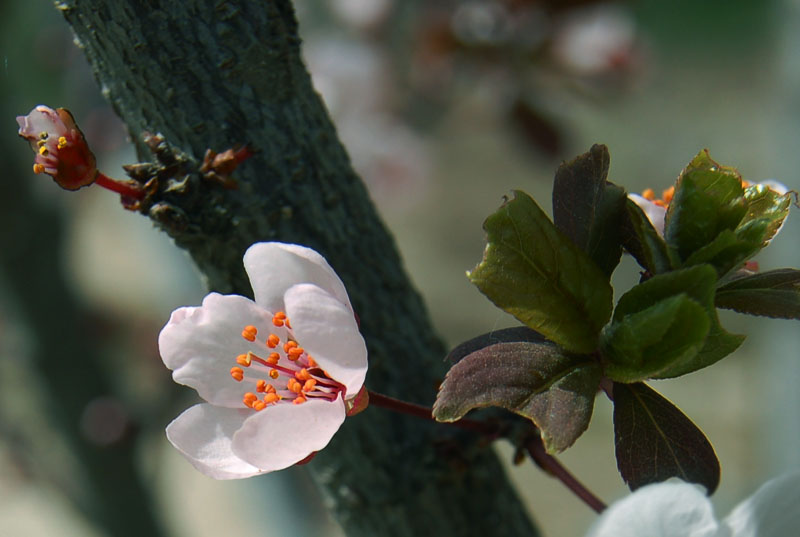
[1,1,798,536]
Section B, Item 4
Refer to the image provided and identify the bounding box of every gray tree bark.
[60,1,540,535]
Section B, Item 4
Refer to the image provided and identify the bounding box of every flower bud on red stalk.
[17,105,144,203]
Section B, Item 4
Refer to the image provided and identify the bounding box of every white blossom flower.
[630,179,790,238]
[17,105,97,190]
[586,472,800,537]
[159,242,368,479]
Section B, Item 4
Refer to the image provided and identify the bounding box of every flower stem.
[95,172,145,199]
[524,436,606,514]
[367,389,606,513]
[366,390,499,436]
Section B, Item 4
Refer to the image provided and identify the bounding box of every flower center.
[229,311,345,411]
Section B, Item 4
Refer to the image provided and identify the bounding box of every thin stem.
[95,172,145,199]
[525,437,607,514]
[367,389,606,514]
[366,390,499,436]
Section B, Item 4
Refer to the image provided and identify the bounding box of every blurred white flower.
[159,242,368,479]
[586,472,800,537]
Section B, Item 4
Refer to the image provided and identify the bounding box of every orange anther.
[264,393,280,404]
[267,334,280,348]
[287,378,302,394]
[256,379,267,393]
[269,369,280,379]
[295,368,311,381]
[307,356,317,367]
[293,395,307,405]
[283,340,298,353]
[265,384,276,394]
[642,188,655,200]
[33,163,45,174]
[236,353,251,367]
[242,325,257,342]
[272,311,287,326]
[288,347,304,361]
[662,186,675,204]
[303,379,317,392]
[243,392,258,407]
[230,367,244,382]
[285,318,291,329]
[253,401,267,411]
[267,352,280,365]
[57,136,68,149]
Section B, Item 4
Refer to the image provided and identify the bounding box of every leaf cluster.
[433,145,798,494]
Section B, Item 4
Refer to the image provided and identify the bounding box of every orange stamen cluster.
[641,186,675,208]
[229,311,343,412]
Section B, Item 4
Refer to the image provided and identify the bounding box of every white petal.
[165,403,265,480]
[17,105,66,139]
[159,293,284,407]
[721,472,800,537]
[231,398,346,471]
[586,480,718,537]
[284,283,367,397]
[629,193,667,236]
[243,242,352,313]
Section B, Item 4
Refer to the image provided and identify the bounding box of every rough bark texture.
[60,1,540,535]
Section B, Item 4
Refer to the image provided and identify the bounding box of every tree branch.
[59,1,540,535]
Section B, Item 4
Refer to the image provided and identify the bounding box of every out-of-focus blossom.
[159,242,368,479]
[17,105,97,190]
[585,472,800,537]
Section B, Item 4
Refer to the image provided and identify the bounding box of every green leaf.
[612,264,744,378]
[664,150,747,262]
[433,341,602,452]
[740,183,792,246]
[469,190,613,354]
[601,295,710,383]
[716,268,800,319]
[621,198,675,274]
[613,382,720,494]
[446,326,546,364]
[552,144,627,276]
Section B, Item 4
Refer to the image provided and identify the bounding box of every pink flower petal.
[166,403,265,480]
[231,398,346,471]
[16,105,67,140]
[586,480,718,537]
[284,283,367,397]
[629,193,667,236]
[159,293,286,407]
[243,242,352,313]
[722,472,800,537]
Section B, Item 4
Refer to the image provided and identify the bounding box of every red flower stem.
[95,172,145,199]
[366,390,498,436]
[367,390,606,513]
[525,437,607,514]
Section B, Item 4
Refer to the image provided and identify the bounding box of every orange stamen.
[33,163,45,174]
[242,325,257,342]
[253,401,267,411]
[256,379,268,393]
[272,311,287,327]
[303,379,317,392]
[284,340,298,353]
[642,188,655,201]
[265,393,280,404]
[288,347,304,361]
[662,186,675,204]
[265,384,276,394]
[267,352,280,365]
[267,334,280,348]
[293,395,307,405]
[269,369,280,379]
[230,367,244,382]
[236,353,252,367]
[287,378,302,394]
[295,368,311,381]
[243,392,258,407]
[307,356,318,367]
